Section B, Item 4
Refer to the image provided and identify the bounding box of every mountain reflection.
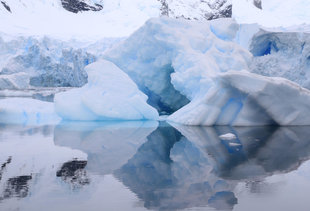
[115,124,310,210]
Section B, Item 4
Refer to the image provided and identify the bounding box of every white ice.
[169,71,310,126]
[105,17,251,113]
[233,0,310,27]
[54,60,159,121]
[0,98,61,125]
[104,17,310,126]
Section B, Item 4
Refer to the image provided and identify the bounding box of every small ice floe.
[219,133,237,141]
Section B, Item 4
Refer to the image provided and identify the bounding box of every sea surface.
[0,120,310,211]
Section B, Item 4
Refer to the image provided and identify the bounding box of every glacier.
[0,35,96,89]
[249,29,310,89]
[54,60,159,121]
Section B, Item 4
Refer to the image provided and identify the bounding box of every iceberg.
[169,71,310,126]
[105,17,251,114]
[0,98,61,125]
[103,17,310,126]
[54,60,159,121]
[1,17,309,126]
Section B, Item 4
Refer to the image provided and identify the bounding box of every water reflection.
[54,121,158,175]
[0,122,310,211]
[116,124,310,210]
[56,160,90,188]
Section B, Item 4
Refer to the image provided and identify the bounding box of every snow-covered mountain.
[158,0,232,20]
[0,0,261,19]
[4,0,310,40]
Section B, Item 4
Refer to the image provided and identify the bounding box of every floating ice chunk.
[0,98,61,125]
[169,71,310,126]
[219,133,237,141]
[54,60,159,121]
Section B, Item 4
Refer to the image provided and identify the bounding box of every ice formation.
[0,98,61,125]
[0,36,95,89]
[105,17,251,114]
[54,60,159,121]
[104,17,310,125]
[249,29,310,89]
[169,71,310,126]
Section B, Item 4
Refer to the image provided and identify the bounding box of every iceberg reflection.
[116,124,310,210]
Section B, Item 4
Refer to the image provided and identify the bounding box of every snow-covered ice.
[55,60,159,121]
[233,0,310,27]
[0,98,61,125]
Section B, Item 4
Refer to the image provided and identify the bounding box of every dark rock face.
[61,0,103,13]
[159,0,169,16]
[253,0,262,9]
[158,0,262,20]
[1,1,11,13]
[207,4,232,20]
[159,0,232,20]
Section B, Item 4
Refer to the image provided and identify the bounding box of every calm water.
[0,121,310,211]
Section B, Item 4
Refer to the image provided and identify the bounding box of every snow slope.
[0,0,161,40]
[233,0,310,27]
[0,0,268,40]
